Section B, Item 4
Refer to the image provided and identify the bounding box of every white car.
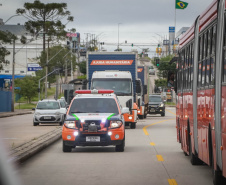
[33,99,64,126]
[57,99,68,119]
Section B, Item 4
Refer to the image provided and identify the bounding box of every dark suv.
[148,94,165,116]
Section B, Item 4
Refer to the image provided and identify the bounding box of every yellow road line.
[166,109,176,116]
[156,155,164,161]
[150,142,155,146]
[168,179,178,185]
[143,119,174,135]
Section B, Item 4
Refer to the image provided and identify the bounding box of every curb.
[9,127,62,164]
[0,111,33,118]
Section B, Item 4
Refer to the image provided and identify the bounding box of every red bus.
[176,0,226,184]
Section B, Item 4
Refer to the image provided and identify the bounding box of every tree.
[157,55,176,78]
[154,79,167,88]
[78,61,86,74]
[38,45,76,81]
[15,76,38,103]
[0,31,17,70]
[16,0,74,51]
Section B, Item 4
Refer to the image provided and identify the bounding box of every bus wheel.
[212,169,226,185]
[189,136,202,165]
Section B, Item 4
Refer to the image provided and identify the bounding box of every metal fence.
[0,89,12,112]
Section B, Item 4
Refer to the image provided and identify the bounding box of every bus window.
[223,49,226,82]
[203,33,207,58]
[208,29,212,56]
[210,57,215,86]
[206,60,210,85]
[199,36,203,61]
[212,25,216,54]
[202,60,206,86]
[198,62,202,87]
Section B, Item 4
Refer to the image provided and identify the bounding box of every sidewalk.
[0,109,33,118]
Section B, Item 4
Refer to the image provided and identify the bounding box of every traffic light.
[156,48,159,53]
[131,43,133,47]
[156,59,160,67]
[159,48,162,55]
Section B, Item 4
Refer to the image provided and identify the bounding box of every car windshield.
[59,100,66,108]
[36,101,60,109]
[149,96,162,102]
[69,98,119,114]
[92,79,132,96]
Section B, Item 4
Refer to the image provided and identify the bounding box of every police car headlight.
[35,112,40,116]
[65,121,76,128]
[110,121,122,128]
[159,103,164,107]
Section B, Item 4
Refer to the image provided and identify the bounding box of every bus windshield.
[92,79,132,96]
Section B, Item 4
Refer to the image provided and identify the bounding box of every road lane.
[17,108,213,185]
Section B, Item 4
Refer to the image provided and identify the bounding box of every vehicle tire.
[212,166,226,185]
[144,113,147,118]
[33,122,39,126]
[189,133,202,165]
[63,141,72,152]
[130,122,136,129]
[60,120,64,126]
[115,137,125,152]
[161,112,165,117]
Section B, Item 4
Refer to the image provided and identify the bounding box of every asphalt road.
[17,108,213,185]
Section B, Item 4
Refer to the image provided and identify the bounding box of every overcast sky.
[0,0,213,56]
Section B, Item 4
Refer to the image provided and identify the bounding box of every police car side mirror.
[121,107,130,115]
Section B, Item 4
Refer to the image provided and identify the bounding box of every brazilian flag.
[176,0,188,9]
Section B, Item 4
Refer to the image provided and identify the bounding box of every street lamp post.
[118,23,122,50]
[11,39,15,112]
[1,15,20,25]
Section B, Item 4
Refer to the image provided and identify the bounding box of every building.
[0,20,44,77]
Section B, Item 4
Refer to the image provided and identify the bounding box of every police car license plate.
[44,116,51,119]
[150,108,155,112]
[86,136,100,142]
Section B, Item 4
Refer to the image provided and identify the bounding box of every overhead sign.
[27,63,42,71]
[91,60,133,65]
[169,27,175,33]
[66,33,78,37]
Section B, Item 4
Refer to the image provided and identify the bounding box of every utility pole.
[45,48,48,99]
[11,39,15,112]
[65,59,68,83]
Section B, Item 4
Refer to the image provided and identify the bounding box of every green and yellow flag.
[176,0,188,9]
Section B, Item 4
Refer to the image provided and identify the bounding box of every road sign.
[169,27,175,33]
[27,63,42,71]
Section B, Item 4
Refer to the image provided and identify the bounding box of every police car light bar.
[75,90,114,94]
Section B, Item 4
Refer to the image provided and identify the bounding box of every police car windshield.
[92,79,132,95]
[69,98,119,114]
[37,101,60,109]
[149,96,162,103]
